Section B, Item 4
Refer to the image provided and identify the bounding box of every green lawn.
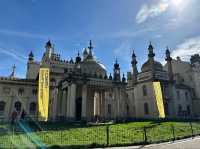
[1,121,200,148]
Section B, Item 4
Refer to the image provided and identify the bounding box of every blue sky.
[0,0,200,78]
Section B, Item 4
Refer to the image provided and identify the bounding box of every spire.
[165,46,172,61]
[131,50,138,84]
[131,49,137,65]
[10,64,16,78]
[165,47,173,82]
[88,40,93,50]
[28,51,34,61]
[86,40,93,59]
[114,58,119,69]
[148,41,155,59]
[113,58,120,81]
[45,40,52,48]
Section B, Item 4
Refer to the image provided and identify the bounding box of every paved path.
[96,136,200,149]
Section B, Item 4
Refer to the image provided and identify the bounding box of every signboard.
[153,82,165,118]
[38,68,50,121]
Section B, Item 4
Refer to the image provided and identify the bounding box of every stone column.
[62,89,67,118]
[66,85,71,119]
[81,85,87,120]
[69,83,76,120]
[100,91,106,119]
[94,91,100,116]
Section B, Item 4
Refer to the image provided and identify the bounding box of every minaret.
[131,50,138,84]
[113,59,121,81]
[45,40,54,59]
[165,47,173,82]
[148,42,155,79]
[148,42,155,61]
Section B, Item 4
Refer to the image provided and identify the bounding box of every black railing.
[1,121,200,148]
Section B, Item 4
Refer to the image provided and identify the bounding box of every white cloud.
[171,36,200,61]
[113,42,132,62]
[0,29,65,41]
[0,47,27,63]
[136,1,169,24]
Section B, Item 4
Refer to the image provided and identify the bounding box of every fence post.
[106,125,109,146]
[61,130,63,145]
[143,127,147,144]
[189,122,194,137]
[171,125,175,141]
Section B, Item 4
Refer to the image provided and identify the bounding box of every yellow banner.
[38,68,50,121]
[153,82,165,118]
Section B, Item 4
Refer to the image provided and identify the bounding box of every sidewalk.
[94,136,200,149]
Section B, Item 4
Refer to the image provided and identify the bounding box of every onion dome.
[28,51,34,61]
[75,51,81,63]
[122,73,126,82]
[141,60,163,72]
[114,59,119,69]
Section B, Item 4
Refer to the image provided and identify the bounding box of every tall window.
[177,91,180,100]
[185,92,189,100]
[142,85,147,96]
[32,89,37,96]
[126,104,129,116]
[14,101,22,112]
[187,105,191,115]
[164,103,169,115]
[18,88,24,96]
[144,103,149,115]
[108,104,111,114]
[0,101,6,115]
[29,102,36,114]
[178,105,182,116]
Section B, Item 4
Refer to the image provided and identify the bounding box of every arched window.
[0,101,6,115]
[144,103,149,115]
[126,104,129,116]
[108,104,111,114]
[185,92,189,100]
[29,102,36,114]
[14,101,21,112]
[164,102,169,115]
[142,85,147,96]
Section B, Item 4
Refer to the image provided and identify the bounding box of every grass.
[1,121,200,148]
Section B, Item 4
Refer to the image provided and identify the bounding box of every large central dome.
[141,59,163,72]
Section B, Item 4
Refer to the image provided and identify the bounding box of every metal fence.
[1,121,200,148]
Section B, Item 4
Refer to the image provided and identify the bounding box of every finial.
[88,40,93,50]
[132,49,136,58]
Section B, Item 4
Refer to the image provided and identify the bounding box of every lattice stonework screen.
[38,68,50,121]
[153,82,165,118]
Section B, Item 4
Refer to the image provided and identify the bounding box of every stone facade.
[127,44,200,119]
[0,40,127,122]
[0,41,200,122]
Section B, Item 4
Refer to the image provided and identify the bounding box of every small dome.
[141,60,163,72]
